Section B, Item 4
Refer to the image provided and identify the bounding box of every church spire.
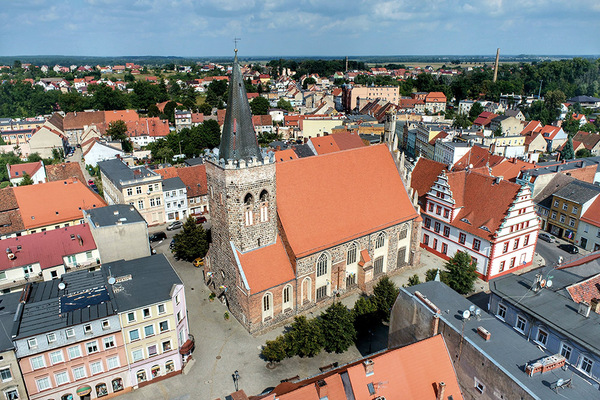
[218,49,263,162]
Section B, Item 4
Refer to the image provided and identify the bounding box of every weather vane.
[234,37,241,52]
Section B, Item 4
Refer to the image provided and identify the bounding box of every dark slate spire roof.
[219,50,263,162]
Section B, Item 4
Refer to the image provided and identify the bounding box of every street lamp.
[233,370,240,391]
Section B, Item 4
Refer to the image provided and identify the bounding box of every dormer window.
[460,218,471,224]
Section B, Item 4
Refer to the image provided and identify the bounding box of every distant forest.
[1,57,599,121]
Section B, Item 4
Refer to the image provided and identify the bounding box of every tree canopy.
[318,302,356,354]
[250,96,270,116]
[172,216,208,262]
[444,251,478,295]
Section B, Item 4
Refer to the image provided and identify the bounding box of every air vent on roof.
[115,274,132,283]
[525,354,566,376]
[70,234,75,240]
[113,210,119,215]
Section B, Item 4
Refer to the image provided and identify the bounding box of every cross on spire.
[234,37,241,52]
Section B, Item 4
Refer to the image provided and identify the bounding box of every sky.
[1,0,599,58]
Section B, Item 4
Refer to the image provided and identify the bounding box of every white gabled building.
[418,169,539,281]
[162,177,188,223]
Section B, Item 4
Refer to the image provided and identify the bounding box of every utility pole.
[538,80,543,99]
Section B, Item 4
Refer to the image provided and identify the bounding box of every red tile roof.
[0,187,24,236]
[274,149,299,163]
[236,236,295,294]
[8,161,43,180]
[63,111,105,131]
[12,178,106,229]
[276,145,419,258]
[566,274,600,308]
[332,131,365,151]
[425,91,447,103]
[104,109,139,124]
[473,112,498,127]
[490,158,536,182]
[155,165,208,197]
[573,131,600,150]
[445,170,521,240]
[273,335,463,400]
[252,114,273,127]
[45,163,86,183]
[540,125,561,139]
[0,224,97,271]
[453,145,504,171]
[309,135,340,155]
[520,120,542,135]
[411,158,448,208]
[581,195,600,227]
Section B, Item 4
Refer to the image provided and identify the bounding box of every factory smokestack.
[493,48,500,82]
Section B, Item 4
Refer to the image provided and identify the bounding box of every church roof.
[236,236,295,294]
[276,145,419,258]
[218,50,262,162]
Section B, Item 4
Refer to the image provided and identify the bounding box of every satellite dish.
[540,279,546,288]
[108,277,116,285]
[58,282,66,290]
[469,305,476,312]
[475,308,481,317]
[469,164,473,169]
[557,378,564,387]
[546,280,553,288]
[462,310,471,320]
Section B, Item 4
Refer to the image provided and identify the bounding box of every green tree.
[372,276,399,322]
[302,77,316,89]
[407,274,421,286]
[27,153,42,162]
[106,120,132,152]
[580,122,598,133]
[560,137,575,161]
[261,335,289,364]
[352,296,378,337]
[425,268,449,283]
[468,102,484,122]
[318,302,356,354]
[453,113,471,129]
[276,98,293,111]
[493,125,503,137]
[576,148,592,158]
[89,83,128,110]
[250,96,270,116]
[286,316,324,358]
[0,136,5,145]
[163,100,178,124]
[147,104,160,117]
[198,103,212,116]
[561,114,580,136]
[19,173,34,186]
[444,251,478,295]
[173,216,208,262]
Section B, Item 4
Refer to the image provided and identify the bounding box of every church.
[203,50,421,334]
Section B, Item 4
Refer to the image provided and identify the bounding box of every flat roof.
[84,204,146,228]
[406,281,600,400]
[102,254,181,312]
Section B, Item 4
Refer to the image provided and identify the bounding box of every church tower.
[205,49,278,258]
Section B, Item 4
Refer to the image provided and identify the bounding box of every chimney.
[363,359,374,376]
[316,380,328,399]
[436,382,446,400]
[477,326,491,341]
[578,301,591,318]
[276,145,281,151]
[591,298,600,313]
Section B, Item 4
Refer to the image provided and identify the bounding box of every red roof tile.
[309,135,340,155]
[45,163,86,183]
[274,149,299,163]
[332,131,365,151]
[13,178,106,229]
[276,145,419,258]
[411,158,448,207]
[566,274,600,307]
[155,165,208,197]
[445,171,521,240]
[0,224,96,271]
[581,195,600,227]
[490,158,536,182]
[236,236,295,294]
[274,335,463,400]
[8,161,43,180]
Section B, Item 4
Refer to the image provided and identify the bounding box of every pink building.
[14,271,130,400]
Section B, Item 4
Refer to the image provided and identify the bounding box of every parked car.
[195,216,207,224]
[149,232,167,242]
[88,179,94,185]
[193,257,204,267]
[538,232,556,243]
[167,221,183,231]
[559,244,579,254]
